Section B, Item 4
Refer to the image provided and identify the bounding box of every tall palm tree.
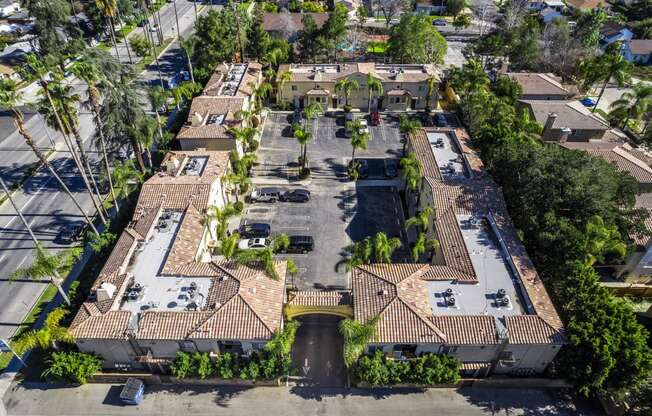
[405,206,435,233]
[222,171,251,203]
[148,86,168,142]
[179,35,197,83]
[11,245,78,306]
[13,308,74,355]
[95,0,122,62]
[129,117,157,168]
[276,70,293,105]
[350,126,369,164]
[252,82,273,113]
[366,73,383,114]
[38,79,107,224]
[220,232,240,259]
[0,79,99,235]
[399,115,422,155]
[592,46,632,111]
[584,215,628,266]
[335,78,360,108]
[373,232,401,263]
[234,247,280,280]
[400,152,422,192]
[70,50,121,213]
[425,75,438,111]
[204,203,238,240]
[110,159,144,201]
[411,232,426,262]
[303,101,324,132]
[609,83,652,130]
[343,237,373,270]
[293,126,312,171]
[227,126,257,153]
[339,316,380,368]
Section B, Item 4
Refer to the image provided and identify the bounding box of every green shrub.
[41,351,102,385]
[194,352,213,379]
[170,351,194,379]
[129,34,152,57]
[355,351,460,386]
[233,201,245,213]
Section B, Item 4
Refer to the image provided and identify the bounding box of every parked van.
[283,236,314,253]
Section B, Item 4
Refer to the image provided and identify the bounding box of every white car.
[359,119,370,135]
[238,238,268,250]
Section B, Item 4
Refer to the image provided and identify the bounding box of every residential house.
[599,21,634,46]
[622,39,652,65]
[415,0,447,14]
[539,7,563,24]
[528,0,547,11]
[350,128,565,376]
[518,100,611,141]
[564,0,609,10]
[177,62,263,152]
[544,0,565,10]
[505,72,575,100]
[262,12,328,42]
[563,138,652,283]
[70,150,289,371]
[276,63,440,111]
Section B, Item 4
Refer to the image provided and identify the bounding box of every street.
[0,0,218,341]
[2,382,604,415]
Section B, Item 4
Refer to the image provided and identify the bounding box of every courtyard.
[243,112,410,290]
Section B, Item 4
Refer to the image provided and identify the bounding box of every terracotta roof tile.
[70,311,132,339]
[430,315,500,345]
[287,291,352,306]
[136,311,213,340]
[505,315,565,344]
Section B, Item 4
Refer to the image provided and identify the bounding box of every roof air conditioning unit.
[445,288,453,296]
[496,288,506,299]
[447,296,456,307]
[500,296,510,307]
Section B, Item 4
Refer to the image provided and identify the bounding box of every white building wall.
[76,339,137,369]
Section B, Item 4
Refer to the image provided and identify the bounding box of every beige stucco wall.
[76,339,138,370]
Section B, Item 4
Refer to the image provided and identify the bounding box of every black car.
[358,159,369,178]
[384,159,398,178]
[238,223,271,238]
[57,221,86,244]
[281,189,311,202]
[292,109,302,124]
[434,113,447,127]
[283,235,314,253]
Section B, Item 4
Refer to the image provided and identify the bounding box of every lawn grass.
[366,41,388,54]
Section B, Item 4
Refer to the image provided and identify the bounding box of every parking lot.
[243,112,410,289]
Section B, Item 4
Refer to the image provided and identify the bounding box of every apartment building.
[70,150,288,372]
[350,128,565,377]
[276,63,440,111]
[177,62,263,152]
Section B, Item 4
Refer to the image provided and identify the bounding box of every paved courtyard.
[244,113,409,290]
[2,382,604,416]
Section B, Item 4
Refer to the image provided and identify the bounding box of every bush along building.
[348,127,565,378]
[69,150,288,372]
[276,63,440,111]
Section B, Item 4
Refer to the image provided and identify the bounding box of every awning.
[306,89,330,96]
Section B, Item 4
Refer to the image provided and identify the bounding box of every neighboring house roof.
[627,39,652,56]
[519,100,610,131]
[539,7,561,17]
[262,12,329,35]
[563,141,652,185]
[506,73,571,97]
[564,0,607,9]
[634,193,652,246]
[600,21,627,38]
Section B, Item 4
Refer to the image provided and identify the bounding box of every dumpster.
[119,378,145,405]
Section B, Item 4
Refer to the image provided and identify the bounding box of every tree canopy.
[388,14,447,64]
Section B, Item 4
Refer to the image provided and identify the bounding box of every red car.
[370,111,381,126]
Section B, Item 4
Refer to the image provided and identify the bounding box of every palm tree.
[11,245,78,306]
[38,79,108,223]
[425,75,438,111]
[293,126,312,171]
[148,86,168,142]
[303,102,324,132]
[335,78,360,108]
[400,152,422,192]
[343,237,373,271]
[111,159,144,202]
[129,117,157,168]
[411,232,426,262]
[222,171,251,203]
[13,308,74,355]
[179,35,197,83]
[339,316,380,368]
[230,149,257,176]
[592,46,632,111]
[70,49,121,213]
[398,115,422,155]
[227,126,257,153]
[234,247,280,280]
[95,0,122,62]
[349,124,370,165]
[405,206,435,232]
[220,232,240,259]
[0,79,99,235]
[252,82,273,113]
[584,215,628,266]
[366,73,383,114]
[204,203,238,240]
[373,232,401,263]
[609,83,652,130]
[276,70,292,105]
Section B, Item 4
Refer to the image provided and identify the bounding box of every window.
[368,345,382,354]
[441,345,458,354]
[291,85,297,91]
[179,341,196,352]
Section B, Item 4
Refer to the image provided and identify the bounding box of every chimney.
[543,112,557,134]
[191,112,203,127]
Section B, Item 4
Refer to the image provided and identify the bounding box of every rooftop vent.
[447,296,456,307]
[378,289,388,296]
[96,282,116,302]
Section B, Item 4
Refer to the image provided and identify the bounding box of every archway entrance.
[291,314,346,387]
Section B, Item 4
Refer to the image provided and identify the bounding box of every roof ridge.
[185,310,220,339]
[396,297,447,342]
[235,293,275,334]
[612,146,652,174]
[358,264,430,286]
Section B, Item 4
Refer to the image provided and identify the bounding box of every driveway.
[291,315,346,387]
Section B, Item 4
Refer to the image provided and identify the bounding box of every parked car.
[282,235,314,253]
[359,119,370,134]
[580,97,596,107]
[238,238,268,250]
[384,159,398,178]
[351,159,370,178]
[370,111,381,126]
[281,189,311,202]
[292,109,302,124]
[249,187,283,203]
[120,378,145,405]
[434,113,447,127]
[344,112,354,123]
[238,223,271,238]
[433,19,447,26]
[57,221,86,244]
[180,70,190,81]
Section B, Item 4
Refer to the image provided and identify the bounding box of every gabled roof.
[627,39,652,56]
[564,0,607,9]
[506,72,571,97]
